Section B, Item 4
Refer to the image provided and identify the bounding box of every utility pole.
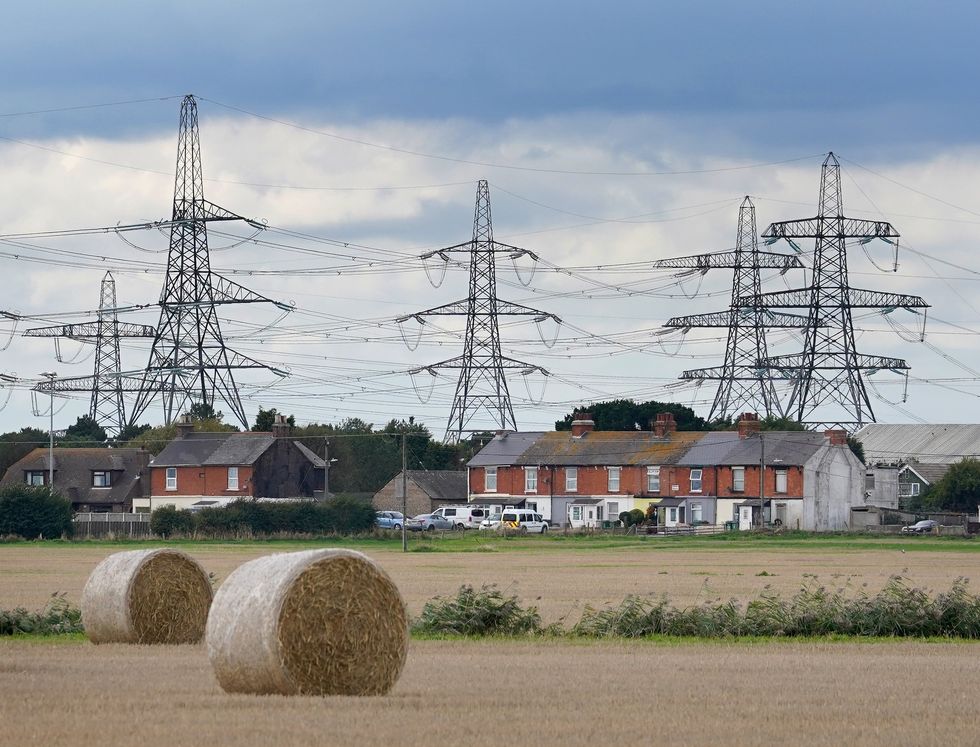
[758,433,765,528]
[744,153,930,427]
[401,433,408,552]
[40,372,56,488]
[399,180,560,442]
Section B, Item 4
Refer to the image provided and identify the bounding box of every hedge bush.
[0,485,72,539]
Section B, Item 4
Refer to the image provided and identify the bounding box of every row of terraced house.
[465,412,867,531]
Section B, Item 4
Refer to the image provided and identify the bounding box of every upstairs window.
[899,482,920,497]
[26,471,45,486]
[690,468,703,492]
[485,466,497,492]
[732,467,745,492]
[608,466,621,492]
[647,466,660,492]
[565,467,578,492]
[775,469,788,494]
[166,467,177,491]
[92,471,111,488]
[524,467,538,493]
[227,466,239,490]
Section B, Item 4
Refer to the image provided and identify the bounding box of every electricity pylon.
[743,153,930,427]
[399,180,560,442]
[656,197,810,421]
[24,271,156,436]
[128,94,289,429]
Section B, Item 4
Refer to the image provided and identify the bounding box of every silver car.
[406,513,455,532]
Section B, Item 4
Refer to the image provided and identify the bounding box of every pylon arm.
[761,352,909,372]
[420,240,536,259]
[665,309,814,328]
[680,365,777,381]
[412,355,547,375]
[24,321,157,338]
[34,371,182,393]
[410,298,560,321]
[207,274,290,309]
[763,217,898,239]
[174,199,261,225]
[652,251,804,270]
[739,287,929,309]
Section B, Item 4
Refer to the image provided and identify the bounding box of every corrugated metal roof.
[677,431,827,466]
[467,432,545,466]
[513,431,706,466]
[855,424,980,465]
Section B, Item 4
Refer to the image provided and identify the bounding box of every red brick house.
[466,412,865,530]
[137,416,325,511]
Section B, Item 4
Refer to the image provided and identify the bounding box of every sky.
[1,1,979,438]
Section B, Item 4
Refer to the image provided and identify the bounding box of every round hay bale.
[206,549,408,696]
[81,548,213,644]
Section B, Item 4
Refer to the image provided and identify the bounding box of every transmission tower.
[127,94,289,429]
[24,272,156,436]
[744,152,929,427]
[656,197,811,421]
[399,180,560,442]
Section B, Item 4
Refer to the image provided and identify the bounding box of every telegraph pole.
[401,433,408,552]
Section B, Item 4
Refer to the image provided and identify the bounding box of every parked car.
[479,512,502,531]
[902,519,938,534]
[497,509,549,534]
[375,511,404,530]
[406,513,455,532]
[431,505,491,529]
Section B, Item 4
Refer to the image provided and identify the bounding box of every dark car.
[901,519,938,534]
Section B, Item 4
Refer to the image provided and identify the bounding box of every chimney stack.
[272,414,291,439]
[824,428,848,446]
[652,412,677,438]
[737,413,761,439]
[176,413,194,438]
[570,412,595,438]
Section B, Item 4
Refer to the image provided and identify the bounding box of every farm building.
[372,470,468,517]
[137,416,324,511]
[466,412,866,530]
[0,447,150,512]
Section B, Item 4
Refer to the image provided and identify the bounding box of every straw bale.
[206,548,408,696]
[81,548,213,644]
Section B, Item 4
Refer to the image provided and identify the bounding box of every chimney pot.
[571,412,595,438]
[737,413,761,439]
[176,414,194,438]
[652,412,677,437]
[824,429,848,446]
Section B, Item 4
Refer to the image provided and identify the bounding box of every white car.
[479,512,502,531]
[430,505,492,530]
[498,509,549,534]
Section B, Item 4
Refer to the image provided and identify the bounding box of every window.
[865,472,876,490]
[571,506,583,521]
[899,482,920,497]
[92,471,111,488]
[227,467,239,490]
[668,507,678,523]
[690,503,703,523]
[775,469,788,494]
[26,471,45,486]
[526,501,537,512]
[608,466,621,492]
[647,466,661,492]
[608,501,620,520]
[524,467,538,493]
[690,468,703,492]
[485,466,497,492]
[732,467,745,492]
[565,467,578,492]
[166,467,177,491]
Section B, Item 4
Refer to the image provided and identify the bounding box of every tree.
[846,436,865,464]
[555,399,707,432]
[926,458,980,513]
[0,428,48,479]
[121,418,236,455]
[112,422,151,445]
[189,402,223,422]
[59,415,107,447]
[253,407,296,432]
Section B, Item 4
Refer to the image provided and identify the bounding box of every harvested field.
[1,637,977,747]
[3,537,980,623]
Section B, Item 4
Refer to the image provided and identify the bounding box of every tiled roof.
[677,431,828,467]
[514,430,707,466]
[900,462,950,485]
[855,424,980,465]
[408,470,467,503]
[467,432,545,466]
[0,447,150,506]
[151,432,275,467]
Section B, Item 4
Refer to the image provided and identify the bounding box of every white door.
[739,506,753,531]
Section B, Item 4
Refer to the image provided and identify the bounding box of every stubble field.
[2,535,979,746]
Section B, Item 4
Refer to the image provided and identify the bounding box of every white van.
[430,505,491,530]
[498,509,548,534]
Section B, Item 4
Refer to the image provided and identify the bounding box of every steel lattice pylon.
[659,197,809,421]
[402,180,560,442]
[744,153,930,427]
[129,95,286,429]
[23,271,156,436]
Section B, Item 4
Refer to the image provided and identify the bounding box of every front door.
[739,506,753,531]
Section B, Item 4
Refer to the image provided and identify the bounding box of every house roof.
[0,447,150,506]
[407,470,467,503]
[900,462,950,485]
[677,431,829,467]
[467,432,545,466]
[151,432,275,467]
[512,431,706,466]
[854,424,980,465]
[293,441,326,468]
